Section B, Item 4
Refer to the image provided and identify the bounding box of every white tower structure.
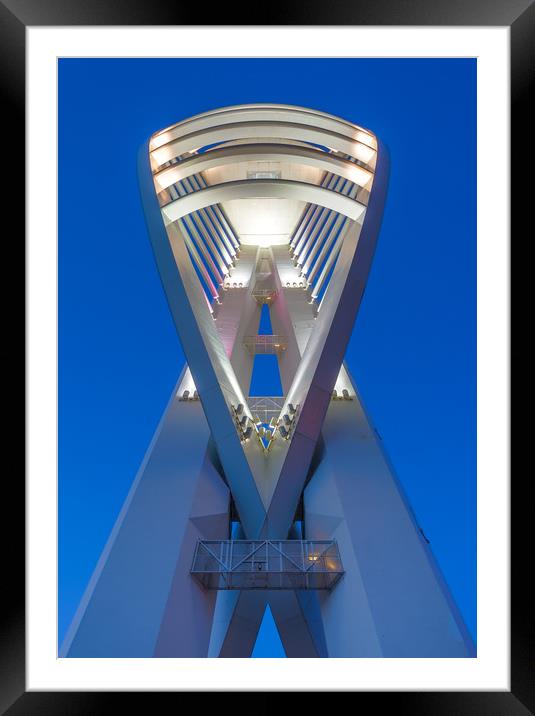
[61,104,475,658]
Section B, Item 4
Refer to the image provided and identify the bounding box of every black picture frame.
[5,0,526,711]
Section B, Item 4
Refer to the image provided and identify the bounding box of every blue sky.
[58,58,476,655]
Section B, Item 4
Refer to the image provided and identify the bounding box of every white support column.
[197,208,234,267]
[290,171,332,250]
[297,177,346,267]
[183,214,224,285]
[293,173,339,258]
[178,218,220,300]
[302,182,357,277]
[194,174,241,250]
[306,216,346,287]
[311,223,349,301]
[194,211,231,276]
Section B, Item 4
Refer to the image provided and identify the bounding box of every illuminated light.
[348,163,374,188]
[353,143,376,165]
[354,130,377,150]
[177,368,197,398]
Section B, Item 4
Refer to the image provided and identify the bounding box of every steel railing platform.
[191,539,344,590]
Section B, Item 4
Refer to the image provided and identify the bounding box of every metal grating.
[248,396,284,425]
[252,286,278,305]
[191,540,344,590]
[243,334,287,355]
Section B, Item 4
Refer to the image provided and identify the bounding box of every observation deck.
[251,286,278,305]
[191,540,344,590]
[243,334,287,355]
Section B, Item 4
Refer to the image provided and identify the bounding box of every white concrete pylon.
[135,105,389,657]
[139,142,387,543]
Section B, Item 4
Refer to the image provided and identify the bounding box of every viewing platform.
[243,334,287,355]
[252,286,278,305]
[248,396,284,425]
[191,540,344,590]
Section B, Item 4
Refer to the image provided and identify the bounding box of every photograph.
[9,10,524,708]
[58,58,476,659]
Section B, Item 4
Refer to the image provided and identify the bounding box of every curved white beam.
[161,179,366,225]
[151,121,376,170]
[149,103,377,152]
[153,143,373,193]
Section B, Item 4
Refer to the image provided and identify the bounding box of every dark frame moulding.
[4,0,526,711]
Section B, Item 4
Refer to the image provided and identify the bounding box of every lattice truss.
[191,540,344,590]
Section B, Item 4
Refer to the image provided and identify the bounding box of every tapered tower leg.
[269,590,328,657]
[60,380,229,657]
[303,375,475,657]
[208,590,267,657]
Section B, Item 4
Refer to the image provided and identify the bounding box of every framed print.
[5,0,527,710]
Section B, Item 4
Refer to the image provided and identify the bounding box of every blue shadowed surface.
[59,58,476,655]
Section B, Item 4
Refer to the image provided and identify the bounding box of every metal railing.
[252,287,278,305]
[248,396,284,425]
[243,334,287,355]
[191,539,344,590]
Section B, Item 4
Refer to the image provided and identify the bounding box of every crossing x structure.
[61,105,475,658]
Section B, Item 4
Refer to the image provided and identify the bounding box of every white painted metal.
[149,103,376,152]
[150,121,376,170]
[161,179,366,225]
[153,144,372,192]
[293,173,340,257]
